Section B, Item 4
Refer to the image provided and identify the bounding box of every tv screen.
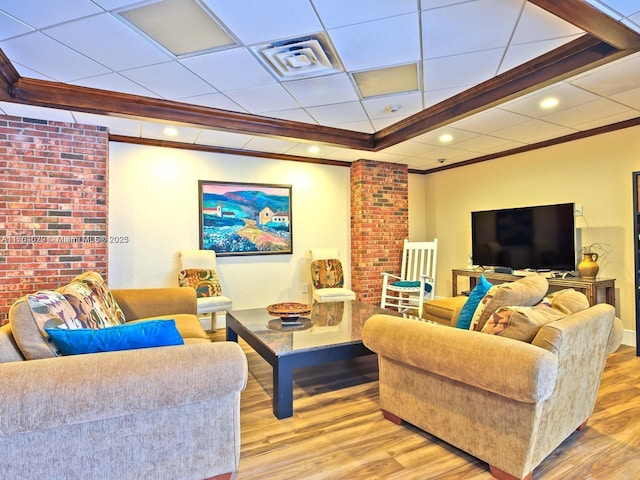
[471,203,576,271]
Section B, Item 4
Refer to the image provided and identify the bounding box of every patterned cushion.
[311,259,344,289]
[58,281,123,329]
[23,291,84,357]
[469,274,548,331]
[178,269,222,297]
[72,271,126,325]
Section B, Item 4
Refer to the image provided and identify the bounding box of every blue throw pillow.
[455,275,492,329]
[391,280,433,292]
[45,320,184,355]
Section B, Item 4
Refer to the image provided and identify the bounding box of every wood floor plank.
[214,332,640,480]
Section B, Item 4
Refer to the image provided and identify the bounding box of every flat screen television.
[471,203,576,271]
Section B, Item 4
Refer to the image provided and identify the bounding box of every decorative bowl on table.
[266,302,312,322]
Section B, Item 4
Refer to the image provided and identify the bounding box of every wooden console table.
[452,269,616,307]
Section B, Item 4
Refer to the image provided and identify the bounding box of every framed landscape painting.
[198,180,293,256]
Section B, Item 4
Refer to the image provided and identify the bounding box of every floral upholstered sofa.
[363,274,623,480]
[0,272,247,480]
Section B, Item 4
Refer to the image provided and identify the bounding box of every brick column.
[350,159,408,305]
[0,116,109,325]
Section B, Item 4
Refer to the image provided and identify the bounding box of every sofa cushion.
[127,314,211,343]
[311,259,345,289]
[470,274,549,331]
[480,288,590,342]
[455,274,492,329]
[72,271,126,324]
[178,269,222,297]
[45,319,184,355]
[12,291,86,359]
[58,281,124,329]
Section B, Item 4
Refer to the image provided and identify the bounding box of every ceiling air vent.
[252,34,343,80]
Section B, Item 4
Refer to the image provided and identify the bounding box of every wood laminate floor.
[212,330,640,480]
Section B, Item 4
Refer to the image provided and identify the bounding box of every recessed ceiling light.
[540,97,559,109]
[439,133,453,143]
[308,145,320,154]
[164,127,178,136]
[119,0,235,56]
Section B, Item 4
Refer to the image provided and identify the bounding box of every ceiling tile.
[412,127,481,147]
[421,0,523,59]
[423,48,504,91]
[329,13,420,71]
[180,48,275,92]
[242,136,302,154]
[141,121,201,143]
[312,0,417,29]
[542,97,634,128]
[0,32,110,81]
[306,101,368,125]
[0,0,102,29]
[72,111,141,136]
[260,108,317,124]
[201,0,322,45]
[611,85,640,109]
[196,129,253,148]
[331,120,375,133]
[0,11,33,41]
[179,93,247,112]
[362,91,423,119]
[453,108,531,135]
[283,74,359,107]
[499,35,583,73]
[500,82,602,118]
[491,118,576,143]
[120,61,215,99]
[225,84,299,113]
[70,72,158,97]
[511,1,583,45]
[0,102,76,123]
[568,52,640,96]
[44,13,171,71]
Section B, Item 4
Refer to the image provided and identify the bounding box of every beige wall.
[412,125,640,335]
[108,142,351,311]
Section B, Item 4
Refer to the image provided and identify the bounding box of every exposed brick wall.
[0,115,109,325]
[350,159,408,305]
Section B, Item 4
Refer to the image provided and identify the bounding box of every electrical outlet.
[301,283,308,293]
[575,204,583,217]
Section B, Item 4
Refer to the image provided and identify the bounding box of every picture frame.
[199,180,293,256]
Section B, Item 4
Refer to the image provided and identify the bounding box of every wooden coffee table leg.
[273,357,294,419]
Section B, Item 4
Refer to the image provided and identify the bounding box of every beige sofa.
[363,276,623,480]
[0,278,247,480]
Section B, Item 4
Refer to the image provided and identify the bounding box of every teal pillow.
[45,320,184,355]
[391,280,433,292]
[455,275,492,329]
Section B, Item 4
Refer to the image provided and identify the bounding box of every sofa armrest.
[0,342,247,436]
[363,314,558,403]
[112,287,197,321]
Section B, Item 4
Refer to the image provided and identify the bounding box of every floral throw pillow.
[311,259,345,289]
[178,269,222,298]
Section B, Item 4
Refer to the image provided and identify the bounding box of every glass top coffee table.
[226,300,405,419]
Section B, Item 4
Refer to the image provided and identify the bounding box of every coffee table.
[226,300,404,419]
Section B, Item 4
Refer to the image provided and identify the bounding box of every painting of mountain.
[198,181,292,256]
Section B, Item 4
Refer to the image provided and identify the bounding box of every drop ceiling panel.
[611,85,640,109]
[0,102,76,123]
[70,72,157,97]
[0,32,110,81]
[283,74,359,107]
[0,12,33,41]
[242,136,303,154]
[511,1,584,44]
[261,108,317,124]
[542,97,634,127]
[311,0,417,29]
[328,14,420,71]
[423,49,504,91]
[179,92,247,112]
[180,48,275,92]
[499,83,602,118]
[120,61,215,100]
[362,92,423,119]
[421,0,524,59]
[499,35,583,73]
[306,101,368,125]
[196,129,253,148]
[568,52,640,96]
[492,118,577,143]
[44,13,171,71]
[224,84,299,113]
[0,0,101,29]
[72,112,141,136]
[141,121,201,143]
[200,0,322,45]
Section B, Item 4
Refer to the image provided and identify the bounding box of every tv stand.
[452,269,615,307]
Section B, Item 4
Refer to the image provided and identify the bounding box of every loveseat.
[363,274,623,480]
[0,272,248,480]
